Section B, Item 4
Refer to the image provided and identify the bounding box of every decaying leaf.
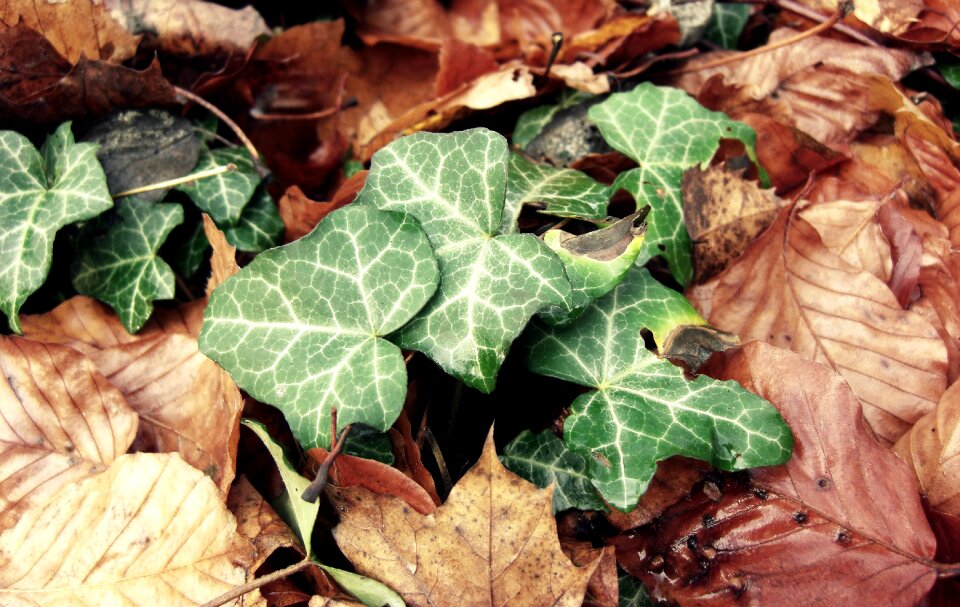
[689,203,948,443]
[0,336,137,527]
[332,430,599,607]
[617,342,938,606]
[0,452,259,606]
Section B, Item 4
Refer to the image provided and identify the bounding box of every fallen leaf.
[798,0,923,35]
[0,452,259,605]
[2,0,139,64]
[0,336,137,527]
[332,429,599,607]
[228,476,305,567]
[203,214,239,296]
[912,235,960,381]
[682,164,786,282]
[877,201,923,307]
[389,407,441,506]
[617,342,938,606]
[689,203,948,443]
[602,457,710,532]
[896,0,960,47]
[799,197,892,282]
[435,37,498,96]
[19,296,143,354]
[0,24,176,125]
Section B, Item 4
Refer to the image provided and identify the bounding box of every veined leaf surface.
[526,267,792,510]
[72,199,183,332]
[356,129,571,392]
[588,84,762,284]
[222,186,284,253]
[503,153,610,232]
[176,147,259,225]
[0,122,112,332]
[200,205,439,448]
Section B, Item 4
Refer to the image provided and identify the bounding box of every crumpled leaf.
[588,83,764,284]
[504,153,610,230]
[0,121,112,333]
[617,342,938,606]
[0,452,258,606]
[526,266,792,510]
[704,3,750,49]
[356,129,571,392]
[501,430,606,512]
[72,198,183,333]
[689,203,948,443]
[2,0,139,64]
[177,147,259,226]
[0,336,137,527]
[200,205,439,448]
[332,429,599,607]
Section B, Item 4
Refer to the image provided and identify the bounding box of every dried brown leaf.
[202,214,239,296]
[332,430,598,606]
[799,198,892,281]
[277,174,366,243]
[0,452,259,606]
[798,0,923,35]
[617,343,938,606]
[0,336,137,527]
[603,457,710,532]
[688,203,948,443]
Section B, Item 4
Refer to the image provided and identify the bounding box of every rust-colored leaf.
[617,342,938,606]
[689,203,948,443]
[603,457,710,532]
[0,336,137,527]
[278,173,367,243]
[331,430,598,606]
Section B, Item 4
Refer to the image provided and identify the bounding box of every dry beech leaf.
[682,164,785,282]
[0,336,137,526]
[617,342,938,606]
[203,214,239,296]
[557,537,617,607]
[895,380,960,516]
[2,0,139,64]
[0,452,259,606]
[912,235,960,382]
[331,429,598,607]
[689,203,947,443]
[799,198,892,282]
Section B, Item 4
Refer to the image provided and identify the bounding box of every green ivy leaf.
[623,267,707,346]
[513,89,596,148]
[619,570,654,607]
[164,215,209,278]
[200,205,439,449]
[343,424,395,465]
[502,153,610,233]
[501,430,606,512]
[72,199,183,332]
[539,213,646,325]
[0,122,113,333]
[526,266,793,510]
[588,84,763,285]
[221,186,283,253]
[176,147,258,225]
[705,3,751,49]
[356,129,571,392]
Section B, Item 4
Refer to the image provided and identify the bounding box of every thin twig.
[199,558,312,607]
[112,163,236,198]
[423,426,453,498]
[543,32,563,81]
[175,85,260,163]
[303,409,352,503]
[775,0,880,47]
[667,1,852,76]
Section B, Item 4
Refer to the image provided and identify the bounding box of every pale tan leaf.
[0,452,257,606]
[19,296,140,354]
[202,214,239,296]
[0,336,137,527]
[799,198,892,282]
[797,0,923,35]
[689,204,948,443]
[332,430,597,607]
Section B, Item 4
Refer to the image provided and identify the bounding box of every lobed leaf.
[0,122,113,332]
[72,198,183,332]
[200,205,439,448]
[221,186,284,253]
[588,84,762,284]
[704,3,751,49]
[526,267,792,510]
[176,146,259,225]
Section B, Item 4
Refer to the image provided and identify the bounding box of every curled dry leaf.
[332,430,598,607]
[799,197,893,282]
[0,336,137,527]
[616,342,937,606]
[689,203,947,443]
[912,235,960,381]
[2,0,139,64]
[0,452,259,606]
[202,214,239,296]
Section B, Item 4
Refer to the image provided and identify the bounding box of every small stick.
[302,409,352,503]
[199,558,312,607]
[112,163,236,198]
[543,32,563,80]
[175,86,261,163]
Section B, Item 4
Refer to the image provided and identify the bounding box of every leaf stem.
[303,409,352,503]
[199,558,312,607]
[175,86,261,163]
[112,163,236,198]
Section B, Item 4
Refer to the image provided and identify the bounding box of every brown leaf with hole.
[0,23,175,125]
[0,452,260,606]
[331,429,598,607]
[616,342,937,606]
[2,0,139,64]
[682,164,786,282]
[688,203,947,444]
[0,336,137,528]
[203,214,239,296]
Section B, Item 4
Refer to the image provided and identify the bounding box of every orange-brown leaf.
[203,214,239,296]
[331,430,598,607]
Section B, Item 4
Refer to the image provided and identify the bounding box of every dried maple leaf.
[689,203,947,444]
[617,342,939,606]
[331,429,598,607]
[0,336,137,528]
